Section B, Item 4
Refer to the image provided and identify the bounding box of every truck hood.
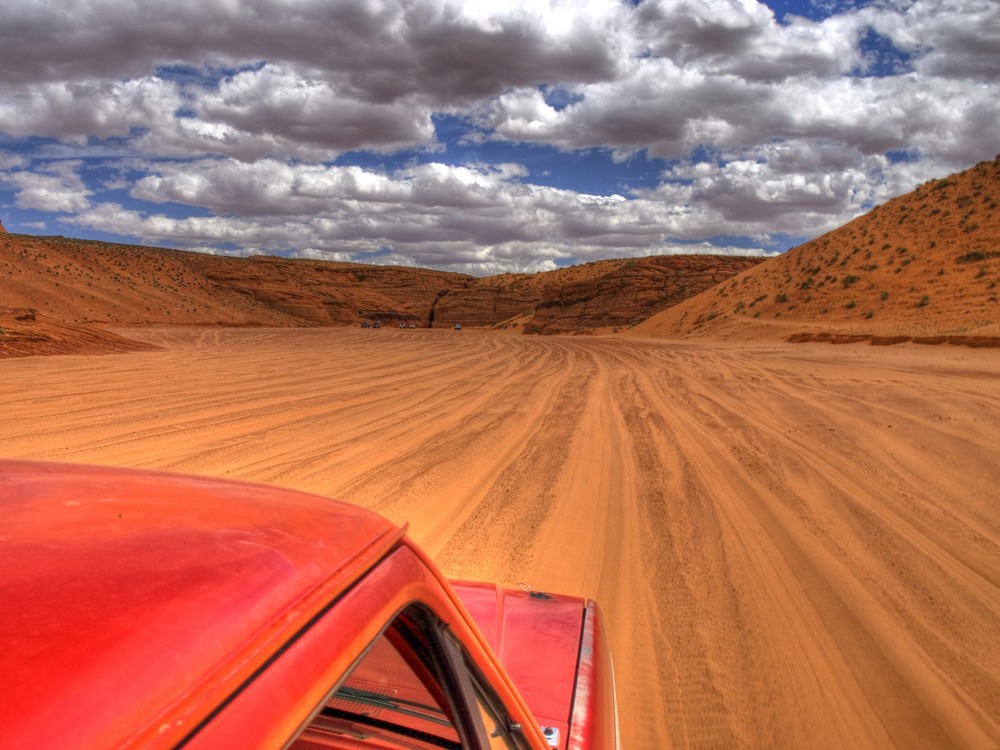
[451,581,585,745]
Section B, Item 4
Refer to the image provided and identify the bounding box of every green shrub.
[957,251,1000,263]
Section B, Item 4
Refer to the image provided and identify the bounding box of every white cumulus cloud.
[0,0,996,273]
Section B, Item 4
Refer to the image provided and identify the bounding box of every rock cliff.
[521,255,763,334]
[1,233,760,339]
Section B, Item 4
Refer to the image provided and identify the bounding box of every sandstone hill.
[6,154,997,357]
[435,254,763,334]
[633,155,1000,345]
[0,231,759,357]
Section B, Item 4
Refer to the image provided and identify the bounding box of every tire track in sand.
[1,329,999,750]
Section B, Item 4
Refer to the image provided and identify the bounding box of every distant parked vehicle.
[373,321,381,329]
[408,322,417,329]
[454,323,462,330]
[360,321,369,328]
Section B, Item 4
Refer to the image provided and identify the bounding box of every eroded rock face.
[1,231,764,350]
[432,285,542,327]
[0,307,160,358]
[203,254,764,332]
[521,255,765,334]
[10,308,36,322]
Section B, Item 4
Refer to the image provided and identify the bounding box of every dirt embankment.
[2,328,998,749]
[0,307,160,357]
[634,154,1000,343]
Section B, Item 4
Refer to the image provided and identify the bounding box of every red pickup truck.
[0,461,619,749]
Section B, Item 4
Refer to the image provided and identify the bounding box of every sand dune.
[2,327,997,748]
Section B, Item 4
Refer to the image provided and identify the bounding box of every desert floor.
[2,327,998,749]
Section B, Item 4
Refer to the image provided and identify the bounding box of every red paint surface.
[1,461,616,749]
[0,460,401,748]
[453,581,585,749]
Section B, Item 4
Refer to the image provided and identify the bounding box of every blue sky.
[1,0,998,275]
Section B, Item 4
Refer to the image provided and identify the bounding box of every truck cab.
[0,461,618,749]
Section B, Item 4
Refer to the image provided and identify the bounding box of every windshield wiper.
[333,685,451,728]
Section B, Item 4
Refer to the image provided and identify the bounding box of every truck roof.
[0,460,404,748]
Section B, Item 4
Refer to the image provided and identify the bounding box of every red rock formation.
[521,255,763,334]
[432,283,542,327]
[1,231,765,356]
[0,307,160,358]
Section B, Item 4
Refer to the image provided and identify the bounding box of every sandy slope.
[632,155,1000,344]
[2,328,998,749]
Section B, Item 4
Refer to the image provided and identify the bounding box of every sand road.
[2,327,998,749]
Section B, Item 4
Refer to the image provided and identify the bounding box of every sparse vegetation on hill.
[633,154,1000,344]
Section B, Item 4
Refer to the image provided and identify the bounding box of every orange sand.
[1,327,998,748]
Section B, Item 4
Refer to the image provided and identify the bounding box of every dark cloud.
[636,0,859,81]
[0,1,622,102]
[886,0,1000,82]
